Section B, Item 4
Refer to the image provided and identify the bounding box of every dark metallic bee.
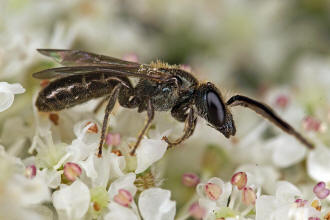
[33,49,314,157]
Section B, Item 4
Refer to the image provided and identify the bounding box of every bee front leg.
[163,108,197,147]
[98,84,122,157]
[130,99,155,155]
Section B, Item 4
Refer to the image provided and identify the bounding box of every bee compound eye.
[206,91,225,126]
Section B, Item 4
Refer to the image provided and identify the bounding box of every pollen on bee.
[149,60,178,69]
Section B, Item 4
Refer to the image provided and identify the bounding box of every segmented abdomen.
[36,73,127,112]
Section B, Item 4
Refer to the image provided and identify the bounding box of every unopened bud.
[189,202,206,219]
[275,95,289,109]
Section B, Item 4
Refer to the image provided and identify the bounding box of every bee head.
[195,82,236,138]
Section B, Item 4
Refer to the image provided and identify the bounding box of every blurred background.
[1,0,330,212]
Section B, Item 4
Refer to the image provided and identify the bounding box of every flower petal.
[0,82,25,112]
[307,145,330,182]
[135,139,167,174]
[105,202,139,220]
[256,195,277,220]
[52,180,90,220]
[138,188,176,220]
[269,135,306,168]
[108,173,137,200]
[275,181,302,204]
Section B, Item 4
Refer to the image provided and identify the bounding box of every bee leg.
[163,108,197,147]
[227,95,314,149]
[98,84,122,157]
[94,77,132,114]
[130,99,154,155]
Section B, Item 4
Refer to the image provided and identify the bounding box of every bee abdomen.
[36,74,126,112]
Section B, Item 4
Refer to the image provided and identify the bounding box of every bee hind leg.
[97,84,122,157]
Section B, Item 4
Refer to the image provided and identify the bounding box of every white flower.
[196,177,233,219]
[52,180,91,220]
[0,146,51,220]
[108,173,137,200]
[0,82,25,112]
[33,132,68,170]
[256,181,321,220]
[105,202,139,220]
[236,164,280,194]
[138,188,176,220]
[266,134,307,168]
[104,173,140,219]
[135,138,168,174]
[307,144,330,182]
[79,151,126,188]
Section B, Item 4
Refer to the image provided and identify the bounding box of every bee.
[33,49,314,157]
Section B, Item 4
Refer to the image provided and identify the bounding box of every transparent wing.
[37,49,139,66]
[33,65,169,81]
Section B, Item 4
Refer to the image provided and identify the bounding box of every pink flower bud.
[231,172,247,190]
[25,165,37,179]
[303,116,326,132]
[106,133,121,146]
[189,202,206,219]
[313,181,330,200]
[242,187,256,205]
[114,189,133,207]
[205,183,222,200]
[275,94,289,109]
[64,162,82,181]
[182,173,200,187]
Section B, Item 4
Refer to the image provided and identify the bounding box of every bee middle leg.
[162,104,197,147]
[130,99,154,155]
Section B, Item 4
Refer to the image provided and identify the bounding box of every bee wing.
[33,65,169,81]
[37,49,138,66]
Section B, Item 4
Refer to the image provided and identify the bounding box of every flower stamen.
[25,165,37,178]
[182,173,200,187]
[205,183,222,200]
[231,172,247,190]
[64,162,82,181]
[114,189,133,207]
